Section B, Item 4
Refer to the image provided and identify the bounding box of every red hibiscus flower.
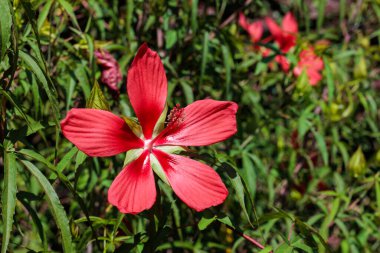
[94,49,122,93]
[239,12,264,44]
[265,12,298,53]
[293,47,324,86]
[239,12,292,72]
[61,44,237,214]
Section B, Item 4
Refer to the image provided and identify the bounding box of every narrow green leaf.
[242,152,257,201]
[228,171,253,227]
[179,80,194,105]
[317,0,327,32]
[37,0,53,30]
[320,198,340,241]
[17,149,55,169]
[0,88,30,124]
[17,192,48,250]
[20,160,74,253]
[58,0,81,30]
[191,0,198,33]
[74,65,91,100]
[339,0,346,22]
[65,78,76,111]
[311,128,328,165]
[0,0,12,59]
[222,45,232,100]
[1,143,17,253]
[75,150,87,171]
[19,51,60,125]
[324,58,334,103]
[200,31,209,84]
[125,0,134,41]
[57,147,78,173]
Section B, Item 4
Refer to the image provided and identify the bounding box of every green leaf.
[275,242,293,253]
[179,80,194,105]
[58,0,81,30]
[324,58,334,103]
[74,65,91,100]
[228,170,253,227]
[317,0,327,32]
[222,45,232,100]
[86,80,110,110]
[198,215,217,231]
[0,88,30,125]
[0,0,12,59]
[17,149,55,170]
[311,128,328,165]
[37,0,53,30]
[242,152,257,201]
[75,150,87,171]
[19,51,60,125]
[258,246,273,253]
[57,147,78,173]
[200,31,209,84]
[17,192,48,250]
[1,143,17,253]
[216,215,234,228]
[20,160,74,253]
[320,198,340,241]
[191,0,198,33]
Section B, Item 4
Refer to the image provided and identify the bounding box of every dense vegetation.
[1,0,380,252]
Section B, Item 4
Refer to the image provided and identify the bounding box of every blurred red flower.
[239,12,264,44]
[61,44,238,214]
[265,12,298,53]
[239,12,295,72]
[94,50,122,93]
[293,47,324,86]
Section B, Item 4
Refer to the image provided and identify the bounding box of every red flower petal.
[153,150,228,211]
[275,55,290,72]
[266,15,297,53]
[293,48,324,85]
[108,151,156,214]
[127,43,168,139]
[239,13,263,43]
[61,109,143,157]
[155,99,238,146]
[282,12,298,34]
[247,21,264,43]
[265,17,282,40]
[278,33,296,53]
[238,12,249,31]
[307,69,322,86]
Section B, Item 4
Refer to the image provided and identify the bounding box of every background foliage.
[1,0,380,252]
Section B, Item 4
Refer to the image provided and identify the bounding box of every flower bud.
[348,147,366,178]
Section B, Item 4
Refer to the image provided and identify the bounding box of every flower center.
[144,139,154,152]
[166,104,185,130]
